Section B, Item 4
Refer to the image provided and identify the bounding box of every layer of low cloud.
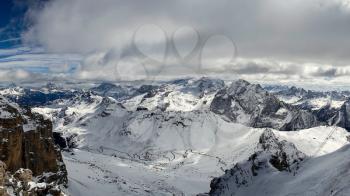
[3,46,350,89]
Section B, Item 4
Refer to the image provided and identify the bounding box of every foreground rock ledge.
[0,97,67,194]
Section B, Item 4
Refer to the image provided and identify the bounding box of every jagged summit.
[210,79,320,130]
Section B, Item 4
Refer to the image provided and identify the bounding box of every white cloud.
[3,0,350,86]
[23,0,350,62]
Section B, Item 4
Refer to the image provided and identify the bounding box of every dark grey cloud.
[23,0,350,61]
[311,67,338,77]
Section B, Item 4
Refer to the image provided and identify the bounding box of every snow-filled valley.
[61,125,350,196]
[3,77,350,195]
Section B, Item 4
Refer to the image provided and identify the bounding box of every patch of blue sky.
[0,46,83,74]
[0,39,21,49]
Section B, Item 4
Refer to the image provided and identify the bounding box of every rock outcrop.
[208,129,305,196]
[0,97,67,189]
[0,161,64,196]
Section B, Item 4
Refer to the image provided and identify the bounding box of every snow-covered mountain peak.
[208,129,306,196]
[211,80,320,130]
[258,129,306,172]
[208,133,350,196]
[0,85,24,96]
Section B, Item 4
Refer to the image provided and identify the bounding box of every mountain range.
[0,78,349,195]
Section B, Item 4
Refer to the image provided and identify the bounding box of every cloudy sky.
[1,0,350,87]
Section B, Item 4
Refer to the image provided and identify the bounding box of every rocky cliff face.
[210,80,320,131]
[0,97,67,188]
[330,99,350,131]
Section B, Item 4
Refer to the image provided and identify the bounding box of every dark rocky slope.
[210,80,320,131]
